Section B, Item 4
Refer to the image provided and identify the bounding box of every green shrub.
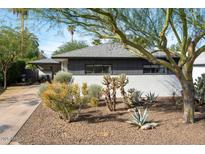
[128,89,143,107]
[194,74,205,104]
[40,82,82,123]
[54,71,73,83]
[7,60,26,84]
[90,97,99,107]
[88,84,102,99]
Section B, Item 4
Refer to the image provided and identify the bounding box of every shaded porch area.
[29,59,61,82]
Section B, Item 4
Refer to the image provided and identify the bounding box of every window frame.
[85,64,112,75]
[143,64,169,75]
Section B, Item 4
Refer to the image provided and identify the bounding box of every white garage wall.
[73,75,182,97]
[193,66,205,81]
[193,52,205,80]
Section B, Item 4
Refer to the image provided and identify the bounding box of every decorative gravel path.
[13,101,205,145]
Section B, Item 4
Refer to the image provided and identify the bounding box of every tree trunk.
[180,79,195,123]
[21,14,25,55]
[3,69,7,89]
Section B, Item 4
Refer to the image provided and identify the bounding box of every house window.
[143,64,168,74]
[85,64,112,74]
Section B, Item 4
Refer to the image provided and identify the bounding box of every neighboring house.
[31,43,182,97]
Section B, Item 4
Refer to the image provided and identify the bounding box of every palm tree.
[10,8,29,54]
[68,25,75,42]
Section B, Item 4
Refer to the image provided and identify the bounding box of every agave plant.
[128,108,159,130]
[131,108,148,127]
[145,92,158,105]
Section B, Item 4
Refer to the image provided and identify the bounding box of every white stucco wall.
[73,75,182,97]
[193,66,205,81]
[193,52,205,80]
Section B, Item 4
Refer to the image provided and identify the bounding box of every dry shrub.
[40,82,82,122]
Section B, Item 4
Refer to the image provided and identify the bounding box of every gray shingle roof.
[29,58,60,64]
[52,43,168,59]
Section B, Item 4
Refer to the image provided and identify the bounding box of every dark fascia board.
[193,64,205,67]
[52,56,139,59]
[52,56,172,59]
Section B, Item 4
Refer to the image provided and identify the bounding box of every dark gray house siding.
[68,58,173,75]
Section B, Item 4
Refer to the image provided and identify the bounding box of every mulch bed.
[13,100,205,145]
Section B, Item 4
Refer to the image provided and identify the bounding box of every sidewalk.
[0,85,40,145]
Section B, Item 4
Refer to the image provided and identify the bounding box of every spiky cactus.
[102,75,119,111]
[110,77,119,111]
[118,74,130,107]
[102,75,113,111]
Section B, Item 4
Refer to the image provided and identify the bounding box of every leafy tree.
[53,40,88,55]
[0,27,40,89]
[39,8,205,123]
[0,27,21,89]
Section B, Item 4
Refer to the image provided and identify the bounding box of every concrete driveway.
[0,85,40,145]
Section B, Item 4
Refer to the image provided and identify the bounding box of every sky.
[0,9,93,57]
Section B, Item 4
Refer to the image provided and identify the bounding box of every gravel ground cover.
[13,100,205,145]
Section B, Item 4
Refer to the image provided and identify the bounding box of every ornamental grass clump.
[40,82,82,123]
[54,71,73,83]
[88,84,103,100]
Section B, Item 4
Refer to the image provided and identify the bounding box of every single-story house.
[31,43,205,97]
